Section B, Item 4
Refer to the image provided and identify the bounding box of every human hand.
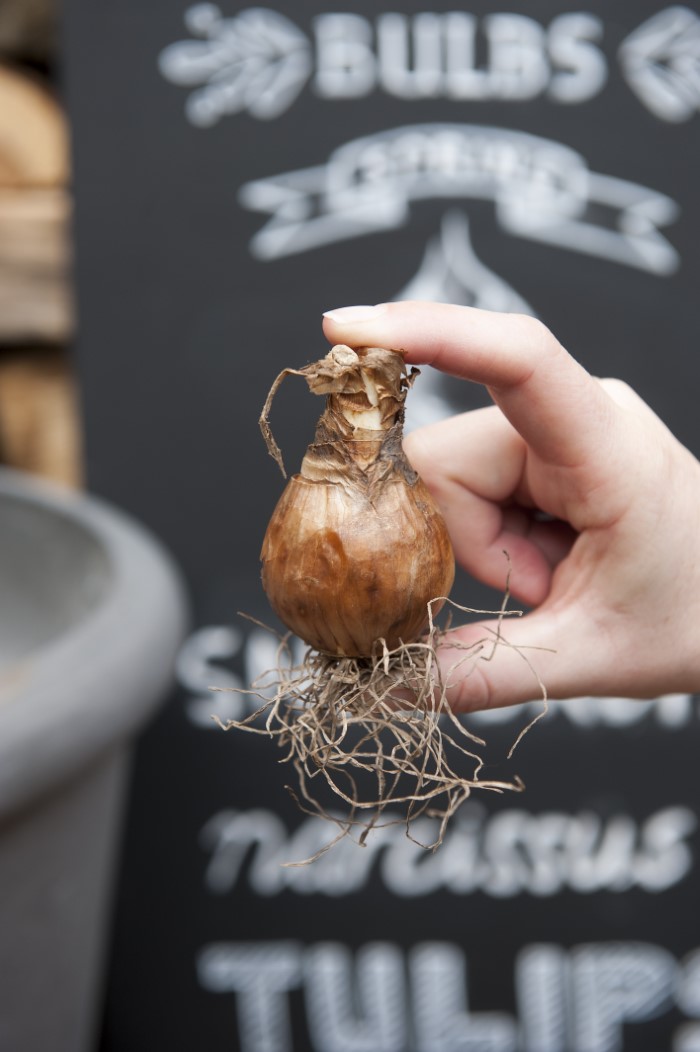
[322,301,700,710]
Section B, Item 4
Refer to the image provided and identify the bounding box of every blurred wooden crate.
[0,187,73,344]
[0,347,82,488]
[0,0,56,66]
[0,60,72,342]
[0,60,81,487]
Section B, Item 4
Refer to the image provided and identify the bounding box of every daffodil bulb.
[260,345,455,657]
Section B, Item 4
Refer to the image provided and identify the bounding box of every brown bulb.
[260,345,455,658]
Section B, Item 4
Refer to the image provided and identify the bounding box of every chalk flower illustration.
[158,4,312,125]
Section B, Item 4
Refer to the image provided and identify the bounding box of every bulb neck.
[301,349,414,483]
[261,344,418,481]
[300,346,416,486]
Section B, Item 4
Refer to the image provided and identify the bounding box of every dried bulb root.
[216,592,548,863]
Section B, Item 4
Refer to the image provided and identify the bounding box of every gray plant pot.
[0,467,188,1052]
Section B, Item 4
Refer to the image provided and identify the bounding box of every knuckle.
[598,377,640,406]
[512,314,562,364]
[512,313,553,347]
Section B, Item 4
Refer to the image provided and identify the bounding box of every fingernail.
[322,304,387,323]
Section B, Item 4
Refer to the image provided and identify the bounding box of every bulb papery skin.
[260,346,456,658]
[261,471,454,657]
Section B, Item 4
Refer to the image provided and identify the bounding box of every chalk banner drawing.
[237,123,680,275]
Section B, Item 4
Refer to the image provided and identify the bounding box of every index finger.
[322,301,618,471]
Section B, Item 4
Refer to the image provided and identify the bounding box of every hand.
[322,301,700,710]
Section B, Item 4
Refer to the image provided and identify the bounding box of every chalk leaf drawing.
[158,4,312,124]
[619,5,700,122]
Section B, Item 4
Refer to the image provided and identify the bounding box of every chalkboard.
[62,2,700,1050]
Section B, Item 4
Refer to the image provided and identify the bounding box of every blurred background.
[3,1,700,1050]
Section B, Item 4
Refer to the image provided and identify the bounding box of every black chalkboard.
[63,2,700,1050]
